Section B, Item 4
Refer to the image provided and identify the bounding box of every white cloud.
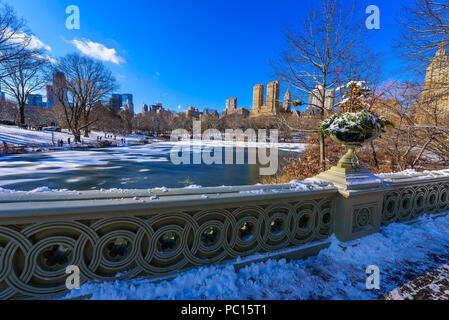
[153,71,161,80]
[35,54,58,64]
[6,29,51,51]
[70,39,125,65]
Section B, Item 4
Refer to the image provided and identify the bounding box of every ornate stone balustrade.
[0,182,337,300]
[2,170,449,300]
[380,170,449,225]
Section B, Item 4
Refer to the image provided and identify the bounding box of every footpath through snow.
[63,212,449,300]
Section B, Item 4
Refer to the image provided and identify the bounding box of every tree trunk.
[319,107,327,171]
[371,141,379,169]
[18,103,25,126]
[319,132,326,171]
[84,114,89,137]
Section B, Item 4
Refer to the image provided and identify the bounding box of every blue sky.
[4,0,404,113]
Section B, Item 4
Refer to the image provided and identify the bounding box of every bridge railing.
[380,170,449,225]
[0,182,337,300]
[2,170,449,300]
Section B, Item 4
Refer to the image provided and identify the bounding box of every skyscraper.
[226,97,237,112]
[109,93,134,113]
[121,94,134,113]
[46,71,68,108]
[252,84,264,112]
[149,103,163,113]
[283,89,292,113]
[250,81,287,117]
[46,85,54,108]
[28,94,44,107]
[424,45,449,91]
[121,94,133,107]
[110,94,122,111]
[307,86,336,115]
[266,81,280,114]
[414,45,449,120]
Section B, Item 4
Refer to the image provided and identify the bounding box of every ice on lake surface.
[0,142,305,191]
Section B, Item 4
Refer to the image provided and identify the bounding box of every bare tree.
[118,109,134,135]
[397,0,449,71]
[0,3,34,76]
[372,80,449,171]
[0,49,49,126]
[395,0,449,168]
[272,0,381,170]
[51,53,117,142]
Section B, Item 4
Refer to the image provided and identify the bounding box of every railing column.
[315,160,393,242]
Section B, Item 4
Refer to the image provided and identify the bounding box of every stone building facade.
[250,81,282,116]
[306,86,336,115]
[414,46,449,121]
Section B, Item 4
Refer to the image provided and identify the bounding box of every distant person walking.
[2,141,8,154]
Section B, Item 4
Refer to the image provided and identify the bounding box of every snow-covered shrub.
[321,110,389,138]
[321,81,390,139]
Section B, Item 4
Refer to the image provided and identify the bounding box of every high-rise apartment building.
[226,97,237,112]
[110,93,134,113]
[424,46,449,91]
[250,81,283,116]
[307,86,335,115]
[414,45,449,121]
[110,94,122,111]
[46,71,68,108]
[121,94,134,113]
[266,81,280,114]
[252,84,264,112]
[283,89,292,113]
[28,94,44,107]
[149,103,163,113]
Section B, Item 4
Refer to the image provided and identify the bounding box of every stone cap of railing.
[376,169,449,185]
[0,180,338,223]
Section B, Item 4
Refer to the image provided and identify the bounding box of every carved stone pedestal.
[315,142,392,242]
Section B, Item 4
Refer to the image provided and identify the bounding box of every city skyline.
[4,0,400,114]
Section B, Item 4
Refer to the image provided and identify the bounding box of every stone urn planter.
[316,81,390,190]
[330,128,381,170]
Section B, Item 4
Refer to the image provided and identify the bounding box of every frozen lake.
[0,141,306,191]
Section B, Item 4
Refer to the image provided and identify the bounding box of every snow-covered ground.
[0,124,307,152]
[0,124,145,147]
[62,212,449,300]
[384,263,449,300]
